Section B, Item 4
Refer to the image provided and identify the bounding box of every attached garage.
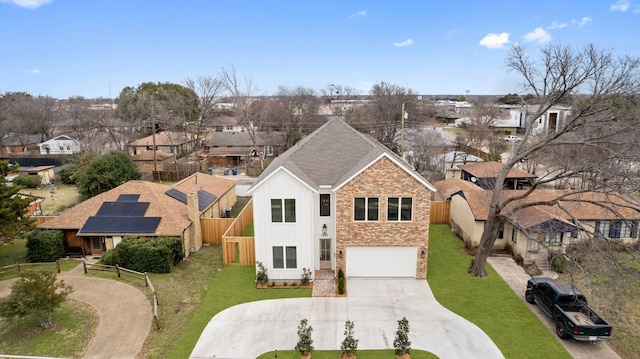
[346,246,418,278]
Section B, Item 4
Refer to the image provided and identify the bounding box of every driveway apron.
[190,278,503,359]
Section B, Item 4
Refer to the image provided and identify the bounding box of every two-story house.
[248,119,436,281]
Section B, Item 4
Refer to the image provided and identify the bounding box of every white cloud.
[572,17,593,27]
[0,0,53,8]
[28,69,40,74]
[548,21,568,29]
[610,0,631,11]
[479,32,509,49]
[393,38,413,47]
[524,28,551,43]
[349,10,366,19]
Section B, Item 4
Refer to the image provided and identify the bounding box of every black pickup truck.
[525,277,612,343]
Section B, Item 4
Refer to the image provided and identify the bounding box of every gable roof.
[131,150,175,161]
[1,133,42,146]
[458,161,537,179]
[128,131,196,147]
[38,173,236,236]
[205,131,284,147]
[249,118,436,192]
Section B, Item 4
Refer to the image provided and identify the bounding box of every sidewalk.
[488,256,621,359]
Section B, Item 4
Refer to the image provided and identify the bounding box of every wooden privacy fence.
[430,201,451,224]
[222,198,255,265]
[201,218,234,244]
[82,262,161,330]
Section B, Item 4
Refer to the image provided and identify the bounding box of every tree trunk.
[468,203,504,277]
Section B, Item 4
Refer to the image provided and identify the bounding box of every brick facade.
[335,156,431,279]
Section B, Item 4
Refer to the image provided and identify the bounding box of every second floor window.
[320,194,330,216]
[271,198,296,223]
[354,197,378,221]
[387,197,413,221]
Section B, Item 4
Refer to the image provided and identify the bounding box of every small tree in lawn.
[0,271,73,329]
[294,318,314,357]
[393,317,411,357]
[340,320,359,357]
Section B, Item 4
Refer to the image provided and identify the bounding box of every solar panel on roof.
[165,188,187,204]
[95,202,149,217]
[196,189,217,210]
[80,217,161,234]
[117,194,140,202]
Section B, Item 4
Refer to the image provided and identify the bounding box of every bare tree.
[469,43,640,277]
[184,74,225,145]
[220,67,267,168]
[320,83,362,117]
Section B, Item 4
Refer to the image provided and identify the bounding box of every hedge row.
[26,230,65,262]
[101,236,184,273]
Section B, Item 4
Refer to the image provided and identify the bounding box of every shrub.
[58,163,79,184]
[337,267,346,294]
[301,267,312,285]
[13,174,42,188]
[26,230,65,262]
[393,317,411,356]
[340,320,359,355]
[549,252,567,273]
[294,319,314,354]
[256,261,269,285]
[102,236,182,273]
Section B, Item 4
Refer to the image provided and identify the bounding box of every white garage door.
[346,246,417,278]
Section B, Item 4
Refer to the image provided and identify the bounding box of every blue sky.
[1,0,639,99]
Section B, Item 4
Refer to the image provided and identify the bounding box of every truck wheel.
[556,321,570,340]
[525,290,534,304]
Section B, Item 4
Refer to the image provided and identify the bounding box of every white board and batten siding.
[346,246,418,278]
[252,169,315,280]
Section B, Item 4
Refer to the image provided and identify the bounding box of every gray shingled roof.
[249,119,436,192]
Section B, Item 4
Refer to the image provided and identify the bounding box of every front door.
[91,237,104,255]
[320,238,331,270]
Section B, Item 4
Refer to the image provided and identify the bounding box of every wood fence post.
[56,259,61,273]
[16,262,20,272]
[145,272,149,287]
[116,264,121,278]
[83,260,87,274]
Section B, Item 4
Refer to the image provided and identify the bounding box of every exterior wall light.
[339,250,343,258]
[420,249,426,259]
[322,224,328,236]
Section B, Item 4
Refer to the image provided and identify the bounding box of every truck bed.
[570,312,595,326]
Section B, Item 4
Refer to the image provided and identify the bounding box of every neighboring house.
[37,135,82,155]
[211,115,247,132]
[131,150,176,173]
[442,151,484,180]
[38,173,236,257]
[514,105,572,136]
[127,131,199,156]
[1,133,41,156]
[205,131,284,166]
[458,161,537,190]
[434,178,640,266]
[248,119,436,281]
[19,165,55,184]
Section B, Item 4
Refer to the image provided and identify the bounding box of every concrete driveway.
[190,278,503,358]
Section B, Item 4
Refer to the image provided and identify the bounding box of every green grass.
[427,225,570,359]
[168,264,311,358]
[0,239,28,266]
[243,221,254,236]
[0,300,96,357]
[0,239,81,280]
[257,349,438,358]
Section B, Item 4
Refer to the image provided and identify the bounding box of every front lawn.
[168,264,311,359]
[0,239,81,280]
[427,224,570,359]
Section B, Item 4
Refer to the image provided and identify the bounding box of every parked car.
[525,277,612,343]
[502,135,521,142]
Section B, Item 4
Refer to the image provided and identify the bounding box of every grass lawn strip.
[427,225,571,359]
[0,299,97,358]
[257,349,438,358]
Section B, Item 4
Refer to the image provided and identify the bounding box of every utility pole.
[152,120,157,173]
[401,103,407,159]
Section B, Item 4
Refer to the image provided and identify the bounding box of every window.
[272,246,297,269]
[497,225,504,239]
[226,125,234,131]
[354,197,378,221]
[320,194,330,217]
[264,146,273,156]
[543,233,563,246]
[271,199,296,223]
[387,197,412,221]
[596,220,638,239]
[512,228,518,243]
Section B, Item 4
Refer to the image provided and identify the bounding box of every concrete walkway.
[190,278,503,359]
[488,256,621,359]
[0,263,152,359]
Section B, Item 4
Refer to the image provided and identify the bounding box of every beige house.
[38,173,236,257]
[131,150,176,173]
[128,131,199,156]
[435,175,640,266]
[248,119,436,281]
[20,165,55,185]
